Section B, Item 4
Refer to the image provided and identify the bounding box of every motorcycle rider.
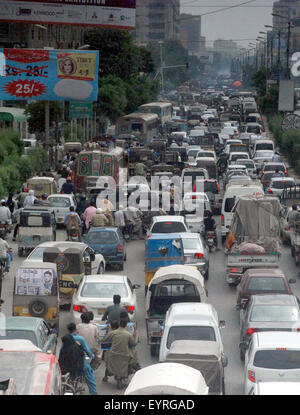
[64,206,82,241]
[23,190,37,208]
[60,177,75,195]
[90,208,110,228]
[0,200,12,233]
[101,294,127,325]
[114,205,126,235]
[204,210,218,248]
[0,237,11,272]
[124,206,143,239]
[288,204,300,228]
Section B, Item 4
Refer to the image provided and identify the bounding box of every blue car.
[85,227,126,270]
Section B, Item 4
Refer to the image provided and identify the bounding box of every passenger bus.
[115,113,159,145]
[74,145,125,193]
[137,102,172,127]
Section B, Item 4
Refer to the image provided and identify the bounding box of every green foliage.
[268,113,283,145]
[124,75,158,114]
[97,75,127,122]
[251,67,270,96]
[24,101,62,133]
[64,124,85,144]
[26,147,50,173]
[258,86,279,115]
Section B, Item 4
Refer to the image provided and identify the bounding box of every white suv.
[243,331,300,395]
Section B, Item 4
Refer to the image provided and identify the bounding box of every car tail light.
[268,189,273,194]
[231,268,238,272]
[117,243,123,252]
[262,170,264,175]
[241,298,248,306]
[124,305,135,314]
[194,252,204,259]
[248,370,255,383]
[285,170,287,175]
[221,214,224,226]
[284,227,291,231]
[73,305,88,313]
[247,328,258,336]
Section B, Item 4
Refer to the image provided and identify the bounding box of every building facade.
[135,0,180,45]
[273,0,300,53]
[179,14,205,57]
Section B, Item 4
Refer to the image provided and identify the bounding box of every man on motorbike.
[90,208,110,228]
[0,237,11,272]
[67,323,98,395]
[114,205,126,236]
[124,206,143,239]
[64,206,82,241]
[101,294,127,325]
[101,318,138,388]
[204,210,218,248]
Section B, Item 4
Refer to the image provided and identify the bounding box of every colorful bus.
[74,146,125,193]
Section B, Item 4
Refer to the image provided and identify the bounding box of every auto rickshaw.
[12,261,59,329]
[27,177,58,197]
[18,208,56,257]
[145,264,207,357]
[165,340,228,395]
[42,243,97,308]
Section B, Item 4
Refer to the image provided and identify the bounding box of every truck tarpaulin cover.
[228,194,281,253]
[0,0,136,29]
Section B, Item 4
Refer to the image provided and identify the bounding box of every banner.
[0,48,99,101]
[0,0,136,29]
[69,101,93,118]
[15,267,58,296]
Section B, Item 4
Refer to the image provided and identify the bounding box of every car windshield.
[182,238,201,250]
[253,350,300,369]
[48,197,71,207]
[87,231,118,244]
[0,330,36,345]
[166,326,216,349]
[27,247,45,260]
[247,277,287,293]
[250,305,299,322]
[151,222,186,233]
[81,282,128,298]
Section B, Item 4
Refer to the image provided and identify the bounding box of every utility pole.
[287,20,291,79]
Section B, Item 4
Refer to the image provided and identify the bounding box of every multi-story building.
[179,14,205,57]
[0,22,86,49]
[273,0,300,53]
[135,0,180,45]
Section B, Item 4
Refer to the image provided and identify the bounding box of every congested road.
[2,217,300,395]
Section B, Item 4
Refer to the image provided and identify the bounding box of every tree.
[24,101,62,133]
[97,75,127,122]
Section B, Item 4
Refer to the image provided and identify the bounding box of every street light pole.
[287,20,291,79]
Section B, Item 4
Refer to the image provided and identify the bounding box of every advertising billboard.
[0,0,136,29]
[0,48,99,101]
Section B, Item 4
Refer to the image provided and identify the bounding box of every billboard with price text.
[0,48,99,101]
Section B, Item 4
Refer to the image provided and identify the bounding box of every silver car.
[179,232,209,280]
[238,294,300,361]
[266,177,296,197]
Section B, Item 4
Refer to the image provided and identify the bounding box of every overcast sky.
[180,0,274,48]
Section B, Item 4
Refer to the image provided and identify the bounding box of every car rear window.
[238,160,255,168]
[48,197,71,207]
[247,277,287,293]
[182,238,201,250]
[151,222,186,233]
[250,305,299,322]
[167,326,216,349]
[0,330,36,345]
[253,350,300,369]
[271,180,295,189]
[264,164,285,172]
[224,197,236,212]
[255,143,273,151]
[231,154,248,161]
[87,231,119,244]
[204,182,218,193]
[81,282,128,298]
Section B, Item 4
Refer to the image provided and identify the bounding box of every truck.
[225,194,281,286]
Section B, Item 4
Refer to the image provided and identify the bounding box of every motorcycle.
[67,225,80,242]
[0,221,9,239]
[205,231,217,252]
[123,222,134,242]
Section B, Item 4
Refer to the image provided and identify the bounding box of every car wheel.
[18,248,23,257]
[204,269,209,281]
[291,246,295,258]
[240,346,245,362]
[29,300,48,317]
[98,263,105,274]
[124,251,127,261]
[222,378,226,395]
[221,235,226,244]
[119,262,124,271]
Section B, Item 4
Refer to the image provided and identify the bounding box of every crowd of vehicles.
[2,81,300,396]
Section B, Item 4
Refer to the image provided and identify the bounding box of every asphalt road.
[2,221,300,395]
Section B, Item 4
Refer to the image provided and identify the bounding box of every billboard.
[0,0,136,29]
[278,80,295,112]
[69,101,93,118]
[0,48,99,101]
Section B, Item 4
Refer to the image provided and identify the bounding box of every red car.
[236,268,296,307]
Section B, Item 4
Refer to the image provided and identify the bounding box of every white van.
[221,183,263,242]
[159,302,225,362]
[251,140,274,158]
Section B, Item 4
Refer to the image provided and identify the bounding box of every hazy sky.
[180,0,274,48]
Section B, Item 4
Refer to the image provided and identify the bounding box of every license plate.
[59,280,77,288]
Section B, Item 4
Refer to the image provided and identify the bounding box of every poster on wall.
[15,267,58,296]
[0,0,136,29]
[0,48,99,101]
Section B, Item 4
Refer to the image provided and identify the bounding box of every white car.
[235,159,257,179]
[266,177,296,197]
[253,150,275,170]
[228,152,250,165]
[47,194,77,225]
[159,303,226,362]
[148,215,188,237]
[196,150,217,162]
[249,381,300,395]
[243,331,300,395]
[71,274,140,324]
[22,241,106,275]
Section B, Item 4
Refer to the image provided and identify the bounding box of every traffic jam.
[2,83,300,396]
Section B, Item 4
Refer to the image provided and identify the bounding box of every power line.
[180,0,259,20]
